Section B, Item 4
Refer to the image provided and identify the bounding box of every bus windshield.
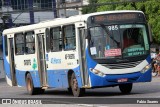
[89,24,149,59]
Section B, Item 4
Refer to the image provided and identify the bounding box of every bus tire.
[36,88,45,94]
[68,88,72,94]
[26,73,36,95]
[119,83,132,94]
[70,73,85,97]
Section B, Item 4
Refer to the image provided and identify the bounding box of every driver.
[123,30,135,48]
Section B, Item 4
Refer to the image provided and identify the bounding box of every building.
[0,0,88,79]
[0,0,87,26]
[0,0,89,43]
[0,0,89,50]
[0,0,57,27]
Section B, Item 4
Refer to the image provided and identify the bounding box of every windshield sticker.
[90,47,97,55]
[105,45,110,50]
[105,48,122,57]
[127,47,144,52]
[127,47,145,56]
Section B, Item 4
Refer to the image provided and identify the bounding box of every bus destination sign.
[92,13,144,23]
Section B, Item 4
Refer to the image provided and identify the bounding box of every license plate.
[117,78,128,83]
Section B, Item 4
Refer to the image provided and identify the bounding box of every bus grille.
[102,60,143,69]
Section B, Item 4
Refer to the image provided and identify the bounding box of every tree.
[142,0,160,43]
[83,0,160,44]
[81,0,98,14]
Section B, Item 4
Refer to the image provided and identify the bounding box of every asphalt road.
[0,77,160,106]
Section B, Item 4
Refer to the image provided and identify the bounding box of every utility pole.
[53,0,57,18]
[28,0,35,24]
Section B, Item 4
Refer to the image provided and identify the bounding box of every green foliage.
[97,0,118,12]
[82,0,160,44]
[81,0,98,14]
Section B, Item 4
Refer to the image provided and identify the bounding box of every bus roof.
[3,10,143,35]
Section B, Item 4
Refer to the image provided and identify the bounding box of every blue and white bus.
[3,10,152,97]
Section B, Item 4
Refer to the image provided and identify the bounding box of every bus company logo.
[51,58,61,64]
[2,99,11,104]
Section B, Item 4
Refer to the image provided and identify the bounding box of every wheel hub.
[73,79,78,91]
[27,78,31,91]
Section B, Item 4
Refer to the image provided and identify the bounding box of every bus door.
[78,28,89,87]
[8,38,17,86]
[37,33,47,87]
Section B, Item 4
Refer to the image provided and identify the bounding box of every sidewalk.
[152,76,160,82]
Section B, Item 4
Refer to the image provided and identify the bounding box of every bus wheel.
[26,73,36,95]
[68,88,72,94]
[70,73,85,97]
[36,88,45,94]
[119,83,132,94]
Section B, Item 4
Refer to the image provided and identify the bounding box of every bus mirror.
[148,23,153,44]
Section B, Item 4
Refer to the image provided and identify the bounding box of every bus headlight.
[141,64,151,73]
[90,68,105,77]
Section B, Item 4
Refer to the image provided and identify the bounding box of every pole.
[28,0,35,24]
[53,0,57,18]
[6,0,13,27]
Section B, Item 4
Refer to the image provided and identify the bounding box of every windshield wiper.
[100,24,120,46]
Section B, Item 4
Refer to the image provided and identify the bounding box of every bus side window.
[25,31,35,54]
[63,25,76,50]
[4,36,8,56]
[50,27,62,52]
[15,33,25,55]
[46,28,50,52]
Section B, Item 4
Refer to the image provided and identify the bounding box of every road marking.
[77,104,110,107]
[77,104,95,107]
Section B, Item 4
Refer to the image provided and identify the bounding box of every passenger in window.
[64,38,74,50]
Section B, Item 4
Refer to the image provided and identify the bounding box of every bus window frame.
[50,26,62,52]
[24,31,35,54]
[15,33,25,55]
[46,28,51,53]
[62,24,76,51]
[4,35,8,56]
